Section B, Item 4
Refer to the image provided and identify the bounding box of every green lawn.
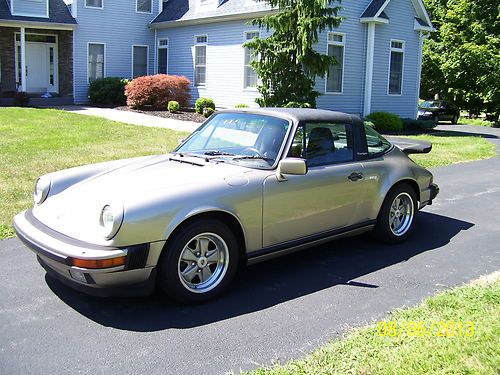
[0,107,188,239]
[406,133,496,168]
[249,277,500,375]
[458,117,497,127]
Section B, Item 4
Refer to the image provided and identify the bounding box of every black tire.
[451,114,459,124]
[373,183,418,243]
[433,115,439,125]
[157,219,240,304]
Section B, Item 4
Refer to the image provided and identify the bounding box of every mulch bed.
[115,106,205,123]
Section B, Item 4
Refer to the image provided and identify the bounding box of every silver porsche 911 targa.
[14,108,439,303]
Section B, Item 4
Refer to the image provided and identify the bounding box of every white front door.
[26,43,49,93]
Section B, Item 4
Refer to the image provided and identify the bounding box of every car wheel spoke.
[181,249,198,263]
[181,264,199,283]
[200,267,212,283]
[199,238,210,256]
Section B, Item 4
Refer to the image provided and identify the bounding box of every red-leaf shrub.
[125,74,191,110]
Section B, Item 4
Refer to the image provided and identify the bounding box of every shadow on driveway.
[46,212,473,331]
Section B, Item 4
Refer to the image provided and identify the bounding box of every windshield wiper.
[172,152,209,162]
[204,150,235,156]
[232,155,274,162]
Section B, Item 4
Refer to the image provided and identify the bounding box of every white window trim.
[85,0,104,9]
[157,37,168,74]
[131,44,150,79]
[325,32,346,95]
[387,39,405,96]
[136,0,153,14]
[87,42,106,84]
[14,32,59,92]
[242,30,260,91]
[194,34,208,87]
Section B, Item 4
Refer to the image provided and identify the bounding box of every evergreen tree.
[245,0,343,107]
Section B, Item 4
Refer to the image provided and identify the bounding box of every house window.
[157,38,168,74]
[136,0,152,13]
[388,40,405,95]
[326,33,345,93]
[243,31,259,89]
[132,46,148,78]
[194,35,207,86]
[88,43,105,83]
[85,0,103,8]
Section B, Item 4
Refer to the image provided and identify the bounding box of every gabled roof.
[360,0,433,30]
[151,0,271,26]
[0,0,76,25]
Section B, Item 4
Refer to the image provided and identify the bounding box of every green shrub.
[89,77,128,105]
[401,118,437,131]
[195,97,215,114]
[203,107,215,118]
[167,100,180,113]
[284,101,312,108]
[234,103,249,108]
[366,112,403,132]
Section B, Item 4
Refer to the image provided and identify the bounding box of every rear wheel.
[158,219,240,304]
[451,114,459,124]
[373,183,417,243]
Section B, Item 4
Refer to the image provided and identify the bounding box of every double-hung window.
[194,35,207,86]
[136,0,152,13]
[326,33,345,93]
[157,39,168,74]
[132,45,148,78]
[85,0,103,8]
[88,43,105,83]
[243,31,259,89]
[388,40,405,95]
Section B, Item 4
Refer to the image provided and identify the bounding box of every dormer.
[9,0,49,18]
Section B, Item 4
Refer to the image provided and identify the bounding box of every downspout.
[154,29,158,74]
[20,27,26,92]
[363,22,376,117]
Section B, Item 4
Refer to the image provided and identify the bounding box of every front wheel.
[451,115,459,124]
[157,219,240,303]
[373,184,417,243]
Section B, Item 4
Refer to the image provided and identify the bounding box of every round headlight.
[99,204,123,239]
[34,176,51,205]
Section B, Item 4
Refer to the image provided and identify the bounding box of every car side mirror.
[276,158,307,182]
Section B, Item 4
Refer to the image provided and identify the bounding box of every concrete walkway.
[53,105,199,133]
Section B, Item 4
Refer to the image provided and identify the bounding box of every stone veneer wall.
[0,26,73,96]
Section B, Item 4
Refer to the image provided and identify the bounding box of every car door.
[262,122,367,247]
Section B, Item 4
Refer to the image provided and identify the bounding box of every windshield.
[420,100,441,109]
[174,113,291,169]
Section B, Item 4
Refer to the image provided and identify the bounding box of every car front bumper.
[13,210,157,297]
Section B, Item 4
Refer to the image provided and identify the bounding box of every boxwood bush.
[167,100,180,113]
[366,112,404,132]
[88,77,128,106]
[125,74,191,110]
[401,118,437,131]
[195,98,215,114]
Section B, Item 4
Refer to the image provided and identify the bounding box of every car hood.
[32,155,254,243]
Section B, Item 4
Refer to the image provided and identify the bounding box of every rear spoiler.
[386,137,432,155]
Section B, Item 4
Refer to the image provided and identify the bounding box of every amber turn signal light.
[70,256,126,269]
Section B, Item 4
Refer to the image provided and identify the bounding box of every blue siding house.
[0,0,433,118]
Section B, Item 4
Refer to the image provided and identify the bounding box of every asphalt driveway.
[1,125,499,374]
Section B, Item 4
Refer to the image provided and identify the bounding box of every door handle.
[348,172,364,182]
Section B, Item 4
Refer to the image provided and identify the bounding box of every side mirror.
[276,158,307,182]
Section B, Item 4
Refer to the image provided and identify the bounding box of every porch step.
[0,96,74,107]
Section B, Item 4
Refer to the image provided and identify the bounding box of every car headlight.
[33,176,51,205]
[99,204,124,240]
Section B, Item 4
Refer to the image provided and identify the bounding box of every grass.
[405,133,496,168]
[249,277,500,375]
[458,117,496,127]
[0,107,188,239]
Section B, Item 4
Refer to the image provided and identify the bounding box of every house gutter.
[0,20,77,30]
[150,9,275,29]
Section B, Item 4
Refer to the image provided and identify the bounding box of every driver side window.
[289,122,354,167]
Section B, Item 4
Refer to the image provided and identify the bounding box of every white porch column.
[20,26,27,92]
[363,22,376,117]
